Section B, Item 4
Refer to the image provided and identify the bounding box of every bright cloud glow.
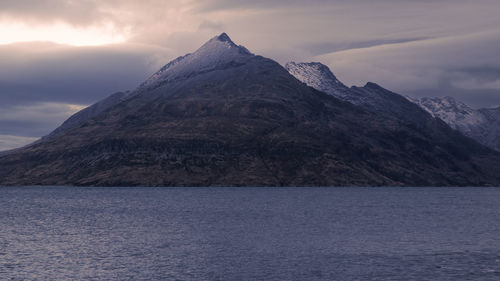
[0,102,87,122]
[0,21,128,46]
[0,135,39,151]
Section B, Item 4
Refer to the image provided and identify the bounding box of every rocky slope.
[408,96,487,134]
[1,33,500,186]
[477,107,500,151]
[42,91,130,140]
[286,61,500,152]
[285,62,349,98]
[286,62,434,126]
[409,96,500,151]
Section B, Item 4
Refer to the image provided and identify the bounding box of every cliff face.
[1,33,500,187]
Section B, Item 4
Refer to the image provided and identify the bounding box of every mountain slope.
[409,96,487,133]
[42,91,130,140]
[285,62,437,126]
[477,107,500,151]
[1,33,500,186]
[285,61,500,168]
[285,62,349,98]
[409,96,500,151]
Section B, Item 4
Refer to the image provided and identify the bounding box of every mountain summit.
[285,62,348,97]
[1,33,500,186]
[139,33,253,92]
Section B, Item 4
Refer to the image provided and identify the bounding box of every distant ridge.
[409,96,500,151]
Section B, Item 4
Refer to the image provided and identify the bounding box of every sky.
[1,0,500,150]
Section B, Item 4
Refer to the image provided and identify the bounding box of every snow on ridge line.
[137,33,254,91]
[409,96,487,132]
[285,61,348,97]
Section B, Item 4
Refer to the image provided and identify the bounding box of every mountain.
[478,107,500,151]
[409,96,500,151]
[285,61,500,154]
[285,62,349,98]
[408,96,487,133]
[1,33,500,186]
[43,91,130,140]
[285,62,437,126]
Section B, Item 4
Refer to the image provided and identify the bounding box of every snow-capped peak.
[215,32,233,43]
[193,32,252,57]
[139,33,254,91]
[285,61,348,97]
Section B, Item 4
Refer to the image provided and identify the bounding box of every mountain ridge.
[286,61,439,126]
[285,61,500,152]
[2,33,500,186]
[408,96,500,151]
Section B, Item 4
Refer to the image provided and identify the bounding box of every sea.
[1,186,499,280]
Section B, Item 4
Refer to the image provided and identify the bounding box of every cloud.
[0,21,127,46]
[0,135,39,151]
[449,67,500,91]
[198,20,225,31]
[0,41,174,149]
[1,0,499,56]
[316,30,500,108]
[0,42,173,106]
[299,37,430,57]
[0,102,85,123]
[0,102,86,137]
[458,79,500,91]
[1,0,500,149]
[0,0,105,26]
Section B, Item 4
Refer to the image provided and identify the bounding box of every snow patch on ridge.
[285,62,348,97]
[408,96,487,133]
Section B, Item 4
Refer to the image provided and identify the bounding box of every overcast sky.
[1,0,500,150]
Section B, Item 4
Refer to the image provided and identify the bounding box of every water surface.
[1,186,500,280]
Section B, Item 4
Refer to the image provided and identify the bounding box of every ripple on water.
[1,186,500,280]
